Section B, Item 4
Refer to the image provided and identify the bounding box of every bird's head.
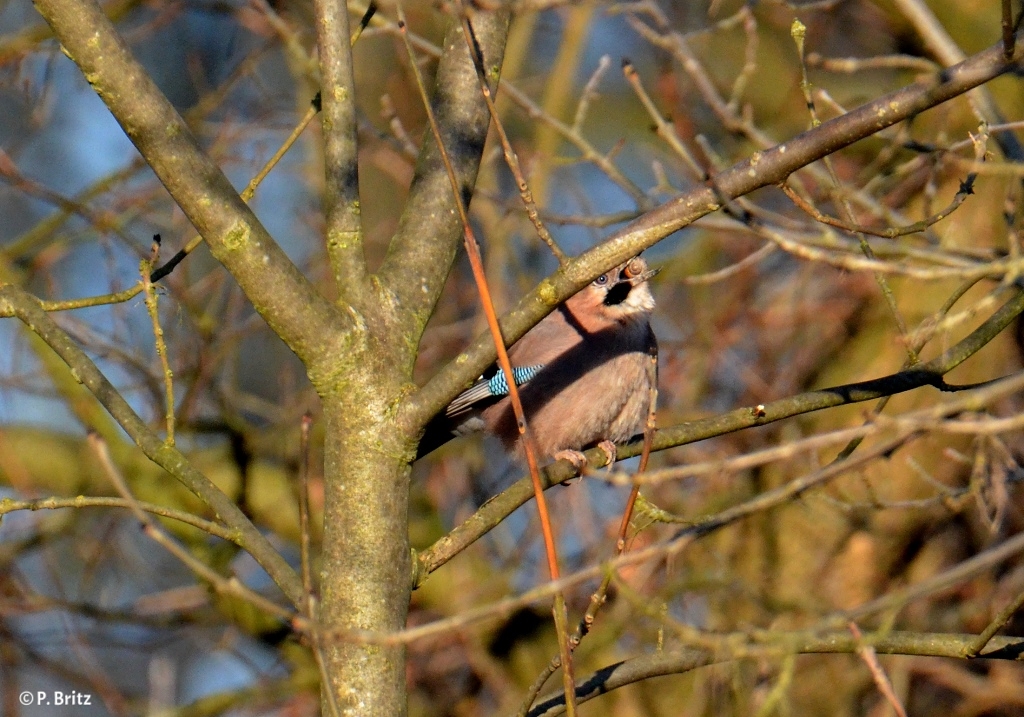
[566,255,657,329]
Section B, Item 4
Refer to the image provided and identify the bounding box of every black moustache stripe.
[604,281,633,306]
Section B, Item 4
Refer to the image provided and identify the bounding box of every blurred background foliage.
[2,0,1024,715]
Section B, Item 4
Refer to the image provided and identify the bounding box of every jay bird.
[418,256,657,468]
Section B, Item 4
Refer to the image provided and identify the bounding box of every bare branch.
[0,284,305,606]
[32,0,351,371]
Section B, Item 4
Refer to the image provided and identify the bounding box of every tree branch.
[527,631,1024,717]
[0,284,305,607]
[314,0,368,301]
[32,0,351,375]
[405,27,1024,434]
[375,8,511,339]
[416,286,1024,579]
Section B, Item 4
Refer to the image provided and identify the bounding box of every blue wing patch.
[445,364,543,418]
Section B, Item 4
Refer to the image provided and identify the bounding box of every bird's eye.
[594,274,609,286]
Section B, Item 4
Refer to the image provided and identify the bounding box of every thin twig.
[87,433,299,623]
[398,9,577,713]
[298,415,343,717]
[458,12,567,264]
[140,239,175,445]
[793,18,918,365]
[0,284,306,606]
[518,344,659,716]
[0,495,238,542]
[3,99,322,316]
[849,622,909,717]
[965,585,1024,657]
[621,59,704,180]
[297,413,315,605]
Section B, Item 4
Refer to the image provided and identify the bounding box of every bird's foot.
[596,440,617,468]
[553,449,587,482]
[553,442,617,483]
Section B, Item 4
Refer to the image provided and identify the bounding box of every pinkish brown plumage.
[418,256,657,466]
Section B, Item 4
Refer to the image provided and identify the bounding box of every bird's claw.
[553,449,588,482]
[597,440,617,468]
[553,441,617,484]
